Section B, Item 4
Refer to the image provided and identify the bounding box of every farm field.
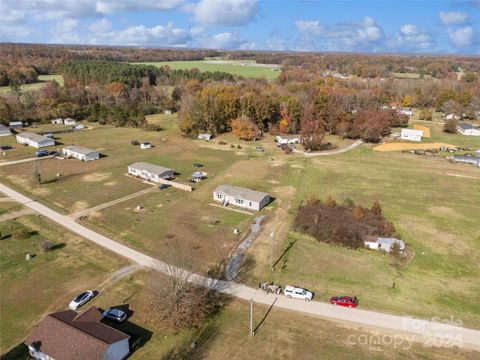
[131,60,280,80]
[246,147,480,328]
[0,210,128,353]
[0,74,64,94]
[80,270,479,360]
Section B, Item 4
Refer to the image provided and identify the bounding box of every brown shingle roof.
[25,307,129,360]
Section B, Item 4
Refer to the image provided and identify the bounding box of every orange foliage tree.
[231,116,260,141]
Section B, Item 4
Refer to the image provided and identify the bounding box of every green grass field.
[0,75,64,94]
[131,60,280,80]
[0,211,127,352]
[85,270,478,360]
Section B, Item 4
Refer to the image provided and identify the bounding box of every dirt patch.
[235,151,247,156]
[269,159,285,167]
[87,211,103,220]
[71,200,90,213]
[374,142,455,152]
[82,172,112,182]
[413,124,431,138]
[428,206,458,217]
[268,180,280,184]
[104,181,118,186]
[273,185,296,199]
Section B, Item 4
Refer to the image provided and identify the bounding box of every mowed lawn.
[0,213,128,353]
[131,61,280,80]
[248,146,480,328]
[83,156,285,272]
[0,74,64,94]
[88,270,478,360]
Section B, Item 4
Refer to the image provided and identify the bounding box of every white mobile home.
[198,133,213,141]
[365,237,405,253]
[400,128,423,142]
[213,184,270,211]
[16,132,55,148]
[457,123,480,136]
[275,135,301,145]
[62,145,100,161]
[9,121,23,129]
[128,162,174,182]
[0,124,11,137]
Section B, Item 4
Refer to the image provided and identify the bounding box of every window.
[249,202,252,207]
[217,194,222,199]
[235,198,244,205]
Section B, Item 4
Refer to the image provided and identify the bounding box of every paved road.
[0,155,53,167]
[293,139,363,157]
[1,182,479,351]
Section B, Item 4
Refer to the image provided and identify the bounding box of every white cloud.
[199,32,242,49]
[89,18,112,33]
[3,0,184,20]
[294,17,383,51]
[388,24,433,51]
[438,11,468,26]
[51,19,79,33]
[188,0,258,26]
[448,27,474,46]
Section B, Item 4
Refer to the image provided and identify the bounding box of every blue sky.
[1,0,479,54]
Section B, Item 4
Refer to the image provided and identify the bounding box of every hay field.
[374,142,455,152]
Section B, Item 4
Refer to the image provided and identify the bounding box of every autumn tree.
[419,108,433,121]
[231,116,260,141]
[443,119,458,134]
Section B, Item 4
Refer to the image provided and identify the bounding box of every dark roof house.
[25,307,130,360]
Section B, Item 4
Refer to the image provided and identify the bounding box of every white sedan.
[69,290,95,310]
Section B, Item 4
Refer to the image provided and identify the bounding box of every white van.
[283,285,313,301]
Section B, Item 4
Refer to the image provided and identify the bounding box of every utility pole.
[250,298,254,336]
[270,229,275,271]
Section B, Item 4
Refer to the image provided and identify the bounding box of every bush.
[13,228,30,240]
[443,119,458,134]
[40,241,55,252]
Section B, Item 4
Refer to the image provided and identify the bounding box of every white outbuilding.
[16,132,55,148]
[400,128,423,142]
[457,123,480,136]
[63,118,76,126]
[275,135,301,145]
[128,162,174,182]
[62,145,100,161]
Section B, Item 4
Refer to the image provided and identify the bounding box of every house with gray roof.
[128,162,174,182]
[213,184,270,211]
[25,307,130,360]
[457,123,480,136]
[9,121,23,129]
[0,124,11,137]
[63,145,100,162]
[16,132,55,148]
[451,155,480,167]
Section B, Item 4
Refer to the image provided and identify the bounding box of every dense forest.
[1,44,479,148]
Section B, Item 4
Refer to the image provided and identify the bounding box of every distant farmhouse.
[63,145,100,162]
[128,162,174,182]
[16,132,55,148]
[198,133,213,141]
[457,123,480,136]
[64,118,76,126]
[25,307,130,360]
[275,134,301,145]
[400,128,423,142]
[213,184,270,211]
[0,124,11,136]
[51,118,63,125]
[365,237,406,253]
[9,121,23,129]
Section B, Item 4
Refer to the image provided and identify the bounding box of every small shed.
[198,133,213,141]
[51,118,63,125]
[9,121,23,129]
[365,237,405,253]
[275,135,301,145]
[400,128,423,142]
[140,142,151,149]
[164,109,172,115]
[74,124,85,130]
[63,118,76,126]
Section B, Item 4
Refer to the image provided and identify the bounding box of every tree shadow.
[160,322,218,360]
[253,297,277,336]
[0,342,30,360]
[272,239,297,270]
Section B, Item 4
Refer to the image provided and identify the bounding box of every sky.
[0,0,479,54]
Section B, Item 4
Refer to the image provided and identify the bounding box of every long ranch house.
[213,184,270,211]
[16,132,55,148]
[128,162,174,182]
[63,145,100,162]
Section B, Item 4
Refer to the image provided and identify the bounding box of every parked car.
[283,285,313,301]
[159,184,170,190]
[0,145,13,150]
[69,290,95,310]
[330,296,358,308]
[102,308,127,323]
[35,150,49,157]
[140,142,151,149]
[48,151,59,156]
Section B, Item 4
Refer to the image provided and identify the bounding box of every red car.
[330,296,358,308]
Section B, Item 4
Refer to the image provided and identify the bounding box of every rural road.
[293,139,363,157]
[1,182,479,351]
